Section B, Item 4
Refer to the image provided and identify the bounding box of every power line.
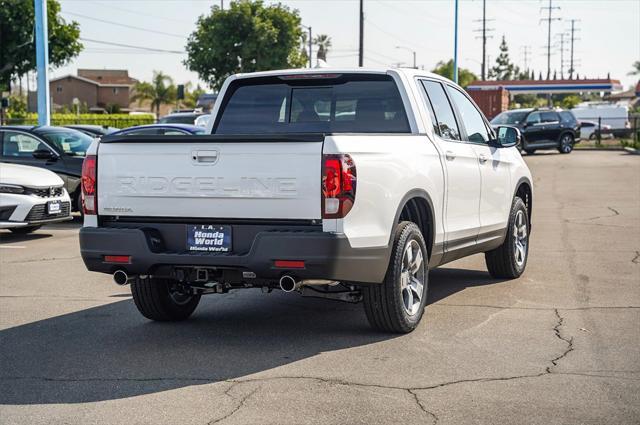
[84,1,193,24]
[63,11,187,39]
[473,0,494,80]
[80,37,186,54]
[555,32,569,79]
[366,19,417,50]
[520,45,532,70]
[540,0,561,79]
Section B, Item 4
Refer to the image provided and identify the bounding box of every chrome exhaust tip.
[279,275,298,293]
[113,270,132,286]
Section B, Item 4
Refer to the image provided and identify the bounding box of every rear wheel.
[525,149,536,155]
[131,277,201,321]
[363,221,428,333]
[9,225,42,234]
[485,197,529,279]
[558,133,574,154]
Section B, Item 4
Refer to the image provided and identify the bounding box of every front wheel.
[485,197,529,279]
[363,221,428,333]
[558,134,574,154]
[131,277,201,321]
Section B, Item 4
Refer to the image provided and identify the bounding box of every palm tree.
[314,34,332,63]
[131,71,176,118]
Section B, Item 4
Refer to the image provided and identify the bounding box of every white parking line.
[0,245,26,249]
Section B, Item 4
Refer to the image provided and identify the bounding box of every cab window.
[1,131,49,157]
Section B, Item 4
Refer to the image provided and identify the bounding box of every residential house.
[50,69,137,112]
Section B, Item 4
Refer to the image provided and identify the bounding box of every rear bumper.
[79,226,389,284]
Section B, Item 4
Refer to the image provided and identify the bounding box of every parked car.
[0,163,72,234]
[109,124,206,136]
[64,125,120,138]
[490,108,580,154]
[0,126,94,212]
[158,112,206,125]
[80,68,533,334]
[579,120,613,140]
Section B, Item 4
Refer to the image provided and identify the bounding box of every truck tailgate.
[97,135,323,220]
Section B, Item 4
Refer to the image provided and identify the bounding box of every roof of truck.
[232,67,451,83]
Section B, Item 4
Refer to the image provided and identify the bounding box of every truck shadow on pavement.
[0,268,502,405]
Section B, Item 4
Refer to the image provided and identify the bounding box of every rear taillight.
[322,154,356,219]
[81,155,97,215]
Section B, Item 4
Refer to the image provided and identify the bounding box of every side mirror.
[494,126,521,148]
[32,149,56,160]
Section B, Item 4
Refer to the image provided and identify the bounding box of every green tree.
[314,34,332,63]
[130,71,176,117]
[629,61,640,76]
[560,94,581,109]
[185,0,307,90]
[182,83,206,109]
[488,35,519,81]
[0,0,82,91]
[431,60,478,88]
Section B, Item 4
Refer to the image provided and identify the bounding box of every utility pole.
[220,0,223,10]
[568,19,580,79]
[358,0,364,67]
[521,45,532,71]
[473,0,494,81]
[34,0,50,126]
[557,32,567,79]
[308,26,313,68]
[540,0,561,80]
[453,0,459,84]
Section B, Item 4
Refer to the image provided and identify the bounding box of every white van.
[572,103,630,131]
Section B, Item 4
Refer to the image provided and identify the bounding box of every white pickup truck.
[80,68,532,333]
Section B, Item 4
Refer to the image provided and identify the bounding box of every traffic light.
[177,84,185,100]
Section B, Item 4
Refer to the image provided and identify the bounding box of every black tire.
[131,277,201,321]
[9,225,41,234]
[558,133,574,154]
[525,149,536,155]
[485,197,529,279]
[76,191,84,217]
[363,221,429,333]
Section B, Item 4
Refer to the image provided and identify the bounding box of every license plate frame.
[186,225,232,253]
[47,200,61,215]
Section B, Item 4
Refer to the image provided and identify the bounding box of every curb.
[624,147,640,155]
[574,147,625,151]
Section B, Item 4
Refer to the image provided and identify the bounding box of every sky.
[50,0,640,91]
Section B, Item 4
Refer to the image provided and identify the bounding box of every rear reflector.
[274,260,305,269]
[104,255,131,264]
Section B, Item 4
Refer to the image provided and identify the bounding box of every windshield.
[159,114,198,124]
[491,111,528,125]
[215,74,410,134]
[35,129,94,157]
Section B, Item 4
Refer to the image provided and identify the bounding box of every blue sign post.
[34,0,50,126]
[453,0,459,84]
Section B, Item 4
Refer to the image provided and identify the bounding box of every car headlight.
[0,184,25,194]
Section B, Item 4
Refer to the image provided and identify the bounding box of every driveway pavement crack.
[208,383,258,425]
[632,251,640,264]
[408,389,438,424]
[546,309,574,372]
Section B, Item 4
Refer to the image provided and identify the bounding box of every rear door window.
[215,74,410,134]
[526,112,542,125]
[541,111,560,123]
[559,111,577,124]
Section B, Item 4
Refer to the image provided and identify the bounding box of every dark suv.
[490,108,581,154]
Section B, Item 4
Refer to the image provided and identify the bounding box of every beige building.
[50,69,137,112]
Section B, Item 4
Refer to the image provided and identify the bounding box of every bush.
[6,113,155,128]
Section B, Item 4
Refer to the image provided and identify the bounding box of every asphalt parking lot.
[0,150,638,425]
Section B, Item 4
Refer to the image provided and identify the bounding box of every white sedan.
[0,163,72,234]
[580,120,613,140]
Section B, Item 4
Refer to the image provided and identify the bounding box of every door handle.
[445,150,456,161]
[478,154,488,164]
[192,150,220,164]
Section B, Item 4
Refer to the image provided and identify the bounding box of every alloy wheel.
[513,210,528,267]
[400,239,426,316]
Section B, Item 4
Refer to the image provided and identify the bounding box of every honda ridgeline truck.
[79,69,533,333]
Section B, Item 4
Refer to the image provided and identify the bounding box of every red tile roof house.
[49,69,138,112]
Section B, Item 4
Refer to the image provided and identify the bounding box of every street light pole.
[34,0,50,126]
[358,0,364,67]
[453,0,459,84]
[396,46,416,69]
